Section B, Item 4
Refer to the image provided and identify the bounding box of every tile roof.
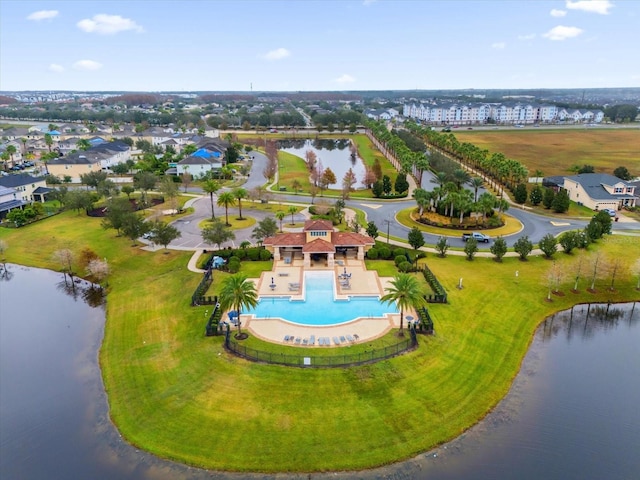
[303,219,334,231]
[333,231,375,246]
[302,238,335,253]
[263,232,306,246]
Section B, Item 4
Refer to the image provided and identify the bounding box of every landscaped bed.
[0,210,638,473]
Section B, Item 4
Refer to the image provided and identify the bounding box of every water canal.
[1,265,638,479]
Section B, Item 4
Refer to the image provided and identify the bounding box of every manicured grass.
[454,129,640,177]
[199,215,256,231]
[1,212,638,473]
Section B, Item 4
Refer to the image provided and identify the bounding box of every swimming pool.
[249,271,398,326]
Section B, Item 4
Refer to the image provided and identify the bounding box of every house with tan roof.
[263,219,375,268]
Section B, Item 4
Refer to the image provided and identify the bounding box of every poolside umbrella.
[271,277,274,284]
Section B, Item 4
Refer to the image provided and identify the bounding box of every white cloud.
[550,9,567,17]
[77,14,144,35]
[262,48,291,61]
[543,25,584,40]
[518,33,536,40]
[73,60,103,71]
[49,64,65,73]
[335,74,356,84]
[565,0,613,15]
[27,10,59,21]
[491,42,506,49]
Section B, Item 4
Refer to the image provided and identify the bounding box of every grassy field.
[454,128,640,177]
[1,212,639,473]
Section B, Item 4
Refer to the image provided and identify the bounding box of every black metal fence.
[415,307,435,334]
[224,325,419,368]
[191,265,216,306]
[420,265,448,303]
[204,302,224,336]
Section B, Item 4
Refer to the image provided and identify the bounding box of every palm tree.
[202,179,220,219]
[218,273,259,339]
[452,168,470,190]
[5,145,16,167]
[380,273,426,335]
[275,211,286,232]
[217,191,236,226]
[44,133,53,152]
[77,139,91,151]
[469,177,484,202]
[232,187,247,220]
[287,205,297,225]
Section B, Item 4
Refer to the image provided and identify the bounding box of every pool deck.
[238,257,413,346]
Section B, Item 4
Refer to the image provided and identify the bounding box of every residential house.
[47,151,103,182]
[563,173,637,211]
[0,185,24,218]
[0,173,51,203]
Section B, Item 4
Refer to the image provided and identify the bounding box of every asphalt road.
[166,150,637,251]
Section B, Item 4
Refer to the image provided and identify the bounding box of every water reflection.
[541,302,637,342]
[278,138,365,187]
[55,272,106,307]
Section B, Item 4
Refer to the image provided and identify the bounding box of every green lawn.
[0,211,638,473]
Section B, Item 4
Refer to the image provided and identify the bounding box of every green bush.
[247,248,261,261]
[259,249,272,261]
[398,261,413,273]
[234,249,247,260]
[487,216,503,227]
[227,261,240,274]
[393,248,406,258]
[378,246,391,259]
[366,248,379,260]
[394,255,406,266]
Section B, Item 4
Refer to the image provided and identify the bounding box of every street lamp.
[384,216,392,245]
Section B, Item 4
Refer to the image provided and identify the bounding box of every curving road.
[165,150,637,251]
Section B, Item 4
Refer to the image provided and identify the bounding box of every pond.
[1,264,638,479]
[278,138,367,188]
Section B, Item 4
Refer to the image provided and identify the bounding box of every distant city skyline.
[1,0,638,92]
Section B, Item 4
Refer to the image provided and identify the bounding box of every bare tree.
[86,258,110,289]
[53,249,75,280]
[589,252,601,291]
[572,255,584,292]
[304,150,317,172]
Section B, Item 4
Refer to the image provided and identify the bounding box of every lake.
[1,264,638,479]
[278,138,366,188]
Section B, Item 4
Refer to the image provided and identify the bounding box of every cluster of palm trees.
[202,180,249,227]
[367,121,430,186]
[413,169,504,226]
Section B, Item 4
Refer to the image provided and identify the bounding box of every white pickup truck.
[461,232,491,243]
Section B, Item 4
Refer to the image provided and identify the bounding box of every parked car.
[601,208,616,217]
[462,232,491,243]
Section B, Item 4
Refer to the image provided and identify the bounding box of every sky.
[1,0,638,92]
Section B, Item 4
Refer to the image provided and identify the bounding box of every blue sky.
[1,0,638,91]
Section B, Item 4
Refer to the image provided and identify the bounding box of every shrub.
[259,249,271,261]
[366,248,379,260]
[435,236,449,257]
[227,260,240,274]
[514,235,533,260]
[559,231,579,254]
[514,184,528,204]
[394,255,407,267]
[234,249,247,260]
[487,216,503,228]
[393,248,406,258]
[490,237,508,262]
[539,233,558,259]
[464,237,478,260]
[378,246,391,260]
[398,261,413,273]
[246,248,261,261]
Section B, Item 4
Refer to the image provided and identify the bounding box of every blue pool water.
[249,272,398,326]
